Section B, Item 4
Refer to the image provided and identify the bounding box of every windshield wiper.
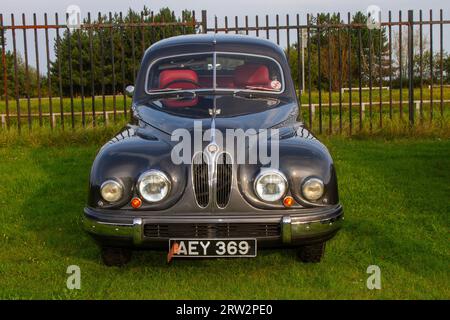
[148,88,184,93]
[232,89,275,99]
[148,89,197,99]
[245,86,280,92]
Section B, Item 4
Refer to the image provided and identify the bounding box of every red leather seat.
[159,69,199,89]
[158,69,199,108]
[233,64,271,88]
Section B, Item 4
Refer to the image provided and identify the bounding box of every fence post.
[408,10,414,125]
[201,10,207,33]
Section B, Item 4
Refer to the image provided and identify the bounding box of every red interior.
[159,69,199,89]
[233,64,271,88]
[156,64,272,108]
[198,76,234,88]
[198,64,271,89]
[159,69,199,107]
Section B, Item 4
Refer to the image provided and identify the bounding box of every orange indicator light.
[283,196,294,207]
[131,197,142,209]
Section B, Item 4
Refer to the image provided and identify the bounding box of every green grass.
[0,130,448,299]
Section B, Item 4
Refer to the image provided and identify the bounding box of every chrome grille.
[192,153,209,207]
[144,223,281,238]
[216,153,232,208]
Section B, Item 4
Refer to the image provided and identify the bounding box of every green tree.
[413,50,450,85]
[287,11,389,91]
[444,53,450,83]
[51,7,196,96]
[0,50,43,99]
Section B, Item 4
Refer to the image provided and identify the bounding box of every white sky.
[0,0,450,16]
[1,0,448,23]
[1,0,449,70]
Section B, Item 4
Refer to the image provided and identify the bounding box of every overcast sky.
[1,1,448,70]
[1,0,448,22]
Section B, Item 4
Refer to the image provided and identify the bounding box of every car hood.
[135,99,299,135]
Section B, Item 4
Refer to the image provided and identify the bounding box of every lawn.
[0,132,448,299]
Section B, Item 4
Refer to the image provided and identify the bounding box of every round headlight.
[254,170,287,202]
[100,180,124,203]
[302,177,324,201]
[137,170,171,203]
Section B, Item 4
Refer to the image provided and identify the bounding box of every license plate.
[168,238,257,258]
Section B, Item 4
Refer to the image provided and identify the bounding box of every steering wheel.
[162,79,201,89]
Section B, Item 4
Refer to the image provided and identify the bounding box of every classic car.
[83,34,343,266]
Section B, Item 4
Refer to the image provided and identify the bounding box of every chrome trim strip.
[213,52,217,90]
[281,216,292,244]
[133,218,143,245]
[208,118,218,210]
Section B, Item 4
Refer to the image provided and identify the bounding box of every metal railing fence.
[0,9,449,134]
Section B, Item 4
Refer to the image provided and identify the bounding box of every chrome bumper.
[82,217,145,245]
[83,205,343,246]
[280,214,343,244]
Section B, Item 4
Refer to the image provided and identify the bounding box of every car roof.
[146,34,286,61]
[150,33,280,50]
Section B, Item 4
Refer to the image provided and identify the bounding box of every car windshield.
[145,52,284,94]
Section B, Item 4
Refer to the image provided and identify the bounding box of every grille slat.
[193,153,209,207]
[216,153,232,208]
[144,223,281,238]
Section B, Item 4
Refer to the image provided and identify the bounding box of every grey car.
[83,34,343,266]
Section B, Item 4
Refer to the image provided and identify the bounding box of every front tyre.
[101,247,132,267]
[297,242,326,263]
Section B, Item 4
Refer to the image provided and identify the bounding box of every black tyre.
[297,242,326,263]
[101,247,132,267]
